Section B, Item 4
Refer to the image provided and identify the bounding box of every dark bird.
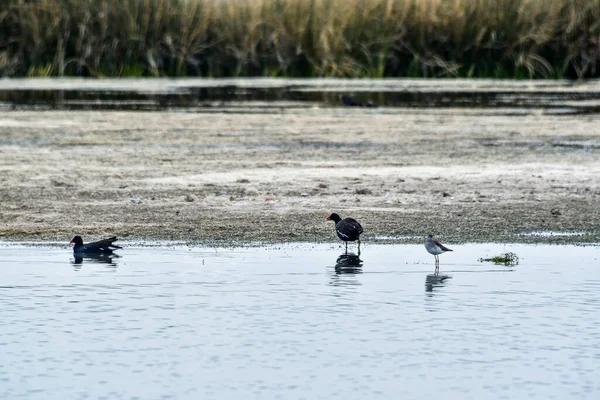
[70,236,122,254]
[425,234,453,273]
[327,213,364,254]
[339,94,378,108]
[339,95,360,106]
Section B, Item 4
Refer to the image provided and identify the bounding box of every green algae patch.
[479,252,520,266]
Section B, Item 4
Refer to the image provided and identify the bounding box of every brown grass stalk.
[0,0,599,78]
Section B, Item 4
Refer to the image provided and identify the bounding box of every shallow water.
[1,243,599,399]
[2,78,600,114]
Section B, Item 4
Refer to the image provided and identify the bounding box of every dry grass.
[1,0,600,78]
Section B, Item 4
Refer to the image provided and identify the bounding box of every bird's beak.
[326,216,331,220]
[69,238,74,244]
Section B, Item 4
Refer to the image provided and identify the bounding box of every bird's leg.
[358,239,361,254]
[345,242,348,254]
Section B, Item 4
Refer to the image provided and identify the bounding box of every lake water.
[1,243,599,399]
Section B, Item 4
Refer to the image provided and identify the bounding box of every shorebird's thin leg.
[345,242,348,253]
[358,239,361,252]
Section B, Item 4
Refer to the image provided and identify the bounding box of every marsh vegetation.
[479,252,520,266]
[2,0,600,78]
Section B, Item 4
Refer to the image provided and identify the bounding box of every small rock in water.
[184,194,196,202]
[129,198,142,204]
[301,192,309,197]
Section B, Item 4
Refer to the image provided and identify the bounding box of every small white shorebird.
[425,234,453,273]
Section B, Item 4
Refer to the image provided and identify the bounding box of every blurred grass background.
[1,0,599,79]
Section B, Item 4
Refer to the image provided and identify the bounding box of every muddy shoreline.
[1,82,600,245]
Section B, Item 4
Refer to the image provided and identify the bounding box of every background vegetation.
[1,0,600,79]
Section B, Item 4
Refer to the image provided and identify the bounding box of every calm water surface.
[2,78,600,114]
[1,243,599,399]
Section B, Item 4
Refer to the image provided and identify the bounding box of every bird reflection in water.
[72,252,120,269]
[425,272,451,294]
[330,253,363,287]
[335,253,363,275]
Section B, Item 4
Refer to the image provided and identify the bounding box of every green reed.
[1,0,599,79]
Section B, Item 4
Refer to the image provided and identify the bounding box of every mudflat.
[1,98,599,245]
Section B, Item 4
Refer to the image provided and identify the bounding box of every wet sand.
[1,100,600,245]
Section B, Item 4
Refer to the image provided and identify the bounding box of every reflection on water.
[1,243,599,400]
[329,253,363,287]
[425,273,452,294]
[334,253,363,275]
[1,78,600,114]
[72,252,120,268]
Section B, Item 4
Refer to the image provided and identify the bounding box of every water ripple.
[0,243,598,399]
